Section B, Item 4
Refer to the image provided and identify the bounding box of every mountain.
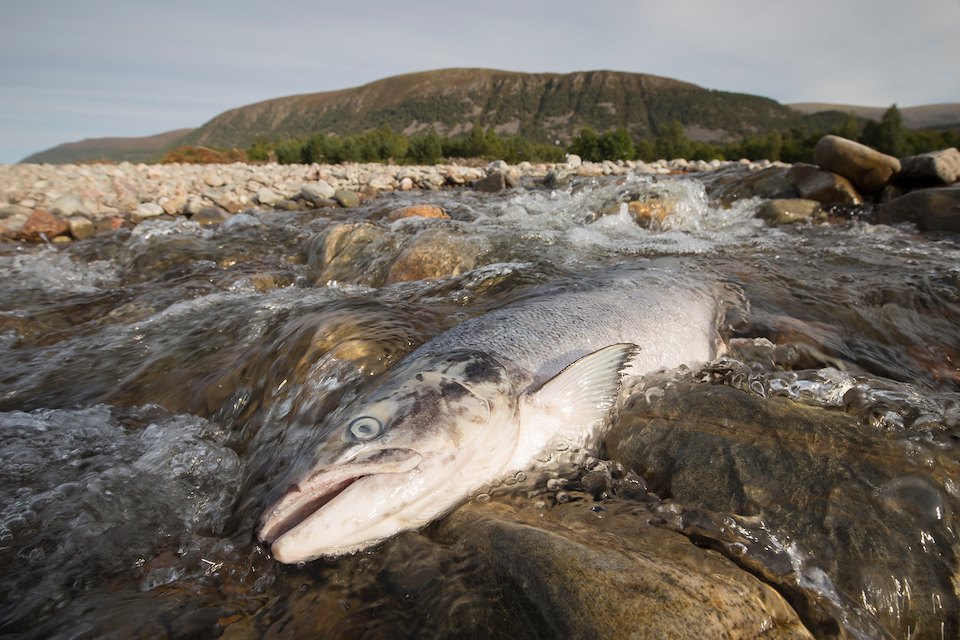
[178,68,817,149]
[21,128,195,164]
[23,69,956,164]
[788,103,960,129]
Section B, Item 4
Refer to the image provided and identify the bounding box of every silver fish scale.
[410,273,721,381]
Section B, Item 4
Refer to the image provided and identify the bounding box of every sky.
[1,0,958,164]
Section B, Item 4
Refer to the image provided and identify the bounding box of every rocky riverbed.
[2,137,959,244]
[1,137,959,639]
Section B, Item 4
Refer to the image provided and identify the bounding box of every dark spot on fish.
[464,357,502,384]
[440,380,470,402]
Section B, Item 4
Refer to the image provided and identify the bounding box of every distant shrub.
[162,146,246,164]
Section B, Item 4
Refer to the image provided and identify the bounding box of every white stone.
[565,154,582,168]
[300,180,336,203]
[135,202,165,218]
[256,187,283,206]
[399,177,414,191]
[367,174,394,191]
[204,171,225,187]
[50,194,84,216]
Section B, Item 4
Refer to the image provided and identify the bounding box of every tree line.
[173,106,957,166]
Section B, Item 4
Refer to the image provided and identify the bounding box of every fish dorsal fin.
[533,343,638,424]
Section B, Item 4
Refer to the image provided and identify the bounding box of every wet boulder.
[386,229,484,283]
[386,204,450,221]
[433,501,814,639]
[814,135,901,192]
[307,222,397,286]
[607,380,960,639]
[787,163,861,205]
[897,147,960,187]
[701,166,799,205]
[757,199,822,225]
[875,186,960,231]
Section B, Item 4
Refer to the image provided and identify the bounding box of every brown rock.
[386,230,482,283]
[814,135,901,191]
[627,199,672,228]
[387,204,450,221]
[436,502,815,640]
[608,381,959,638]
[333,189,360,208]
[94,217,127,235]
[757,199,822,225]
[473,171,507,192]
[897,147,960,186]
[876,187,960,231]
[67,216,95,240]
[308,222,396,287]
[191,207,232,226]
[788,164,861,205]
[18,209,69,240]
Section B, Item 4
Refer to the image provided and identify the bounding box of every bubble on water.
[474,494,491,504]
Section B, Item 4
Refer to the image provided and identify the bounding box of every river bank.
[1,137,958,243]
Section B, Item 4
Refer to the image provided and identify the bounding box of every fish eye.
[348,416,383,440]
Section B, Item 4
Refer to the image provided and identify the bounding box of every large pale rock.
[49,194,84,217]
[300,180,336,204]
[814,135,900,191]
[876,187,960,231]
[788,163,861,205]
[897,147,960,186]
[255,187,282,207]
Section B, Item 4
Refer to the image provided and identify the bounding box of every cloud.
[1,0,957,163]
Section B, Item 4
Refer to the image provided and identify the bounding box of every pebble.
[0,148,952,243]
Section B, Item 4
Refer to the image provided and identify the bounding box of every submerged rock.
[814,135,901,192]
[757,199,822,225]
[607,381,960,639]
[308,222,397,286]
[875,186,960,231]
[386,229,484,283]
[386,204,450,221]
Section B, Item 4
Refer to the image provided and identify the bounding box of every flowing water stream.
[1,173,958,638]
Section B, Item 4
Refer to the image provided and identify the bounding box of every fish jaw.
[257,447,423,559]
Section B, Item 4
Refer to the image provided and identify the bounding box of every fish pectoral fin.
[533,343,637,426]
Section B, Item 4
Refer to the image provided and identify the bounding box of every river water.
[1,172,958,639]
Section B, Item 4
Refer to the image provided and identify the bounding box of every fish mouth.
[257,447,422,546]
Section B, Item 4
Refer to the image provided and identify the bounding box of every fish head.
[257,348,531,562]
